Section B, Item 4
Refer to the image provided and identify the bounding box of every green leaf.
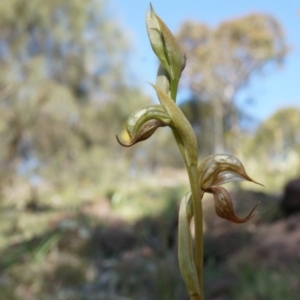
[150,83,198,165]
[178,193,201,298]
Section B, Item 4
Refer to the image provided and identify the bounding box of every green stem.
[170,78,179,101]
[172,129,204,300]
[187,165,204,300]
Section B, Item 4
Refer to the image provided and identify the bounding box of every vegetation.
[0,0,151,203]
[177,14,288,155]
[0,1,299,300]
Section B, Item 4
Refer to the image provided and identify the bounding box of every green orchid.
[198,154,260,223]
[117,5,261,300]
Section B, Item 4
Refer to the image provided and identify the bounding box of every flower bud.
[146,4,183,82]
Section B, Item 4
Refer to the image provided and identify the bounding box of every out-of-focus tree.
[0,0,127,99]
[240,107,300,188]
[250,107,300,161]
[177,14,288,155]
[0,0,149,198]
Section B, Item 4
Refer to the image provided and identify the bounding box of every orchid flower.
[198,154,261,223]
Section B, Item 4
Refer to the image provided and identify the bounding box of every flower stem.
[172,129,204,299]
[170,78,179,101]
[187,164,204,300]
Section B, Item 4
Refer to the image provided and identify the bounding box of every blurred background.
[0,0,299,299]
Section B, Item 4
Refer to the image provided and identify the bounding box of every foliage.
[252,107,300,158]
[1,182,299,300]
[177,14,288,155]
[0,0,151,196]
[232,263,300,300]
[240,107,300,191]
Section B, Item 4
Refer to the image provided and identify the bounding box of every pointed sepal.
[198,154,262,190]
[209,186,259,223]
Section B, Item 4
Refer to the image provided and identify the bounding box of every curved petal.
[208,186,259,223]
[198,154,262,190]
[116,105,171,147]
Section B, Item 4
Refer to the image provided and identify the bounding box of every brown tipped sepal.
[198,154,263,190]
[209,186,259,223]
[198,154,262,223]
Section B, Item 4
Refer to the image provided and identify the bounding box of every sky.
[111,0,300,124]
